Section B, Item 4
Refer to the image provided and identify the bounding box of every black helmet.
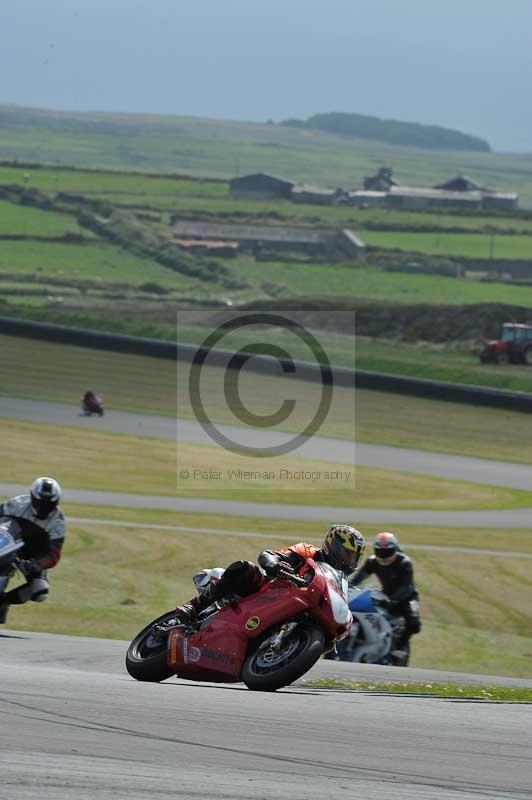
[322,524,365,574]
[30,477,62,519]
[373,531,399,565]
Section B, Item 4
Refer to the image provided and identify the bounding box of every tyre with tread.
[126,610,179,682]
[242,624,325,692]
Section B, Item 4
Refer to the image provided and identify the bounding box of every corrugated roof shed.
[434,175,487,192]
[172,220,333,244]
[389,186,482,203]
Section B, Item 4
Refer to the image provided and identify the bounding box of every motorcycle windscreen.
[320,563,351,624]
[348,588,376,613]
[0,527,23,567]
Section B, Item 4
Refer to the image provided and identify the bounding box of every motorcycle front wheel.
[125,610,180,682]
[242,624,325,692]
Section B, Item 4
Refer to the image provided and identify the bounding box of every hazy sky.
[2,0,531,152]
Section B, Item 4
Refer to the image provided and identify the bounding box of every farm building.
[347,190,387,207]
[171,220,366,261]
[434,174,519,210]
[387,186,482,210]
[229,173,295,199]
[291,185,347,205]
[229,168,518,210]
[434,175,486,192]
[363,167,397,191]
[171,239,240,257]
[481,192,519,211]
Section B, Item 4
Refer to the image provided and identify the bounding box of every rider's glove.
[381,597,399,612]
[19,559,41,576]
[264,560,294,579]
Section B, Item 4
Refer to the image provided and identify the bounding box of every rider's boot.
[0,603,9,624]
[390,633,410,666]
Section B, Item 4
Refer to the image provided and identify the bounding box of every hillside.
[1,104,531,206]
[280,112,490,152]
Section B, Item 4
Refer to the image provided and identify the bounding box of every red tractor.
[480,323,532,365]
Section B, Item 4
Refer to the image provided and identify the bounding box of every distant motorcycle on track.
[126,559,352,691]
[80,391,104,417]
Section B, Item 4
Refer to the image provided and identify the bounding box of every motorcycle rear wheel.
[242,624,325,692]
[125,610,180,682]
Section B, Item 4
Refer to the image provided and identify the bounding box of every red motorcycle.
[126,559,352,691]
[80,392,104,417]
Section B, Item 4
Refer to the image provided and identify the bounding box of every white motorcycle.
[331,586,408,666]
[0,525,25,597]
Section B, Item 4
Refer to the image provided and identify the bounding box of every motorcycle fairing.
[167,558,350,682]
[348,588,376,613]
[320,563,351,625]
[0,526,23,568]
[167,585,313,682]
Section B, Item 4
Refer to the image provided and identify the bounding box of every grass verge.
[3,416,532,509]
[303,680,532,701]
[6,334,532,463]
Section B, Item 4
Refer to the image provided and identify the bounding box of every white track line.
[70,517,532,558]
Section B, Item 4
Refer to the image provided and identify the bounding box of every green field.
[362,230,532,259]
[0,239,197,289]
[5,241,532,315]
[354,338,532,392]
[0,199,92,237]
[232,257,532,306]
[0,164,227,198]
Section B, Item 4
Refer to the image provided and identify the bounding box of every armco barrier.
[2,315,532,412]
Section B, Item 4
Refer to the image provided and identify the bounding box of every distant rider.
[81,390,103,416]
[350,531,420,663]
[175,525,366,624]
[0,477,65,624]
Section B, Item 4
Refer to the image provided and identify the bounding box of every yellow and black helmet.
[322,524,366,574]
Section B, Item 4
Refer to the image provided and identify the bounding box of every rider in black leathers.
[350,532,420,661]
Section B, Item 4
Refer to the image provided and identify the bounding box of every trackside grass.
[303,680,532,701]
[3,417,530,510]
[3,505,531,678]
[5,335,532,462]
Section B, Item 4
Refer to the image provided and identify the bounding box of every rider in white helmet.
[0,477,65,624]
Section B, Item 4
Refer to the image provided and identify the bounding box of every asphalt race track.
[1,630,531,800]
[4,396,532,490]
